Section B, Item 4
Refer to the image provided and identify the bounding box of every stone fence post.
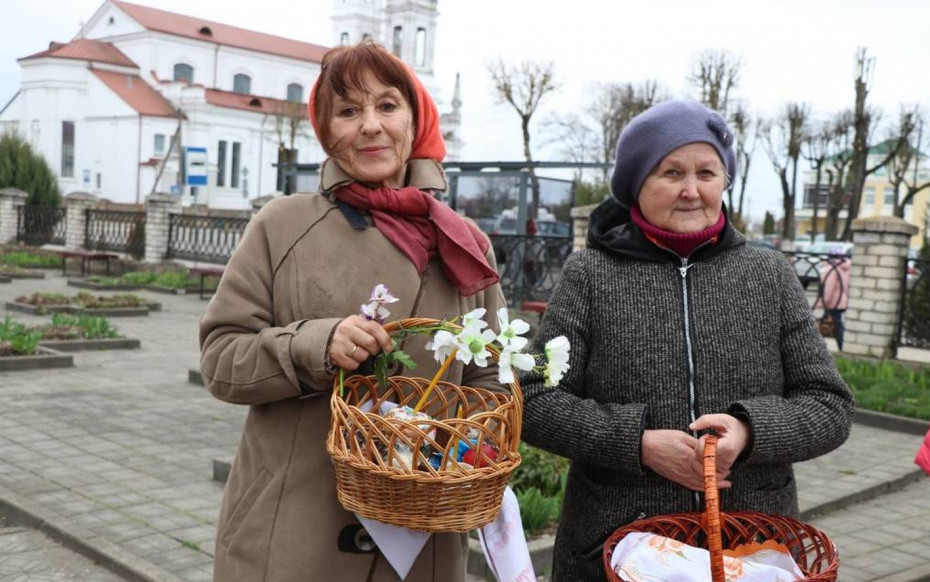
[64,192,98,250]
[251,194,276,220]
[570,204,597,252]
[0,188,28,244]
[844,216,918,359]
[144,193,182,264]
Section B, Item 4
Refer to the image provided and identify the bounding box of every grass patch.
[0,250,62,268]
[836,357,930,420]
[510,443,568,536]
[87,270,198,289]
[0,315,43,356]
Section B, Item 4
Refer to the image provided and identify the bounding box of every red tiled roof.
[20,38,137,68]
[111,0,329,64]
[205,88,304,116]
[91,69,179,117]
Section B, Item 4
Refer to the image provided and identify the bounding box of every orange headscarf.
[307,54,446,163]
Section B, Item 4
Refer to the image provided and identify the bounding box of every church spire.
[452,71,462,113]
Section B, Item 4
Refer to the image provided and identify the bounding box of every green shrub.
[510,442,569,498]
[154,271,195,288]
[0,132,61,206]
[50,313,120,339]
[836,357,930,420]
[0,315,43,355]
[0,251,62,267]
[118,272,158,285]
[516,487,561,536]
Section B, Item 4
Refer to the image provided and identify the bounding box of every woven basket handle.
[363,317,523,404]
[703,435,724,582]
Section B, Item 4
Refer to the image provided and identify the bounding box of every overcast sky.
[2,0,929,222]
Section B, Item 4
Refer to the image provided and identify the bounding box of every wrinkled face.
[327,70,414,188]
[638,143,726,234]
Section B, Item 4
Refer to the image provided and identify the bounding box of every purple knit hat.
[609,100,737,208]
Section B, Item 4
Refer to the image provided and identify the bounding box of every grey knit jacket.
[521,201,854,581]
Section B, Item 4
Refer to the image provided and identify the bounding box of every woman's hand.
[329,315,393,371]
[690,414,750,486]
[641,430,709,491]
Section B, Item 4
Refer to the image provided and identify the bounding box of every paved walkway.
[0,271,929,582]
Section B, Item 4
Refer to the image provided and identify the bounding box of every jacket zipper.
[678,258,700,509]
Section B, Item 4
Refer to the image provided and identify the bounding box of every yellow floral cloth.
[609,532,803,581]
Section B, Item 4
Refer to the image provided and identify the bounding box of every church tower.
[330,0,461,160]
[330,0,384,47]
[382,0,438,77]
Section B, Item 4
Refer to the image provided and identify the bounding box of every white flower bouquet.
[325,285,570,532]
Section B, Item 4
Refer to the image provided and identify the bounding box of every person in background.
[519,100,854,581]
[199,41,506,582]
[815,250,851,351]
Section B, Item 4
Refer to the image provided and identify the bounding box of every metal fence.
[16,205,66,246]
[85,209,146,257]
[490,234,573,305]
[166,213,250,264]
[899,257,930,350]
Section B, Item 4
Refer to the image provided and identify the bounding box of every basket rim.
[602,435,840,582]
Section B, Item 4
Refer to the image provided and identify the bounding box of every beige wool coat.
[200,159,507,581]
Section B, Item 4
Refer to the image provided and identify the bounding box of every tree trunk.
[779,168,793,242]
[522,115,540,220]
[811,163,823,241]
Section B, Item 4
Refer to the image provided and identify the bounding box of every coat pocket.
[220,467,274,549]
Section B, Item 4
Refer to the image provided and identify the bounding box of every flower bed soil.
[0,270,46,279]
[78,306,150,317]
[5,301,74,315]
[0,346,73,371]
[67,279,142,291]
[38,338,141,352]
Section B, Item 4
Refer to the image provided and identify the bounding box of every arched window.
[340,32,349,46]
[392,26,403,56]
[415,28,427,67]
[233,74,251,95]
[287,83,303,103]
[173,63,193,84]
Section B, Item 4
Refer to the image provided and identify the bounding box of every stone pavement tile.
[0,525,125,581]
[809,478,930,581]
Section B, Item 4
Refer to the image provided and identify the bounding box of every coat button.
[337,524,377,553]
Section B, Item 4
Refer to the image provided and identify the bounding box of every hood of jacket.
[586,197,745,263]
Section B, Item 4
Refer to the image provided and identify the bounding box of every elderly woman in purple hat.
[520,100,854,580]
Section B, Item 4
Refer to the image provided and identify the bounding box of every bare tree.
[887,106,930,218]
[762,103,810,243]
[543,112,597,180]
[689,49,742,116]
[273,99,310,194]
[824,111,856,240]
[587,81,665,182]
[729,103,756,222]
[802,121,832,241]
[488,59,560,219]
[839,48,905,239]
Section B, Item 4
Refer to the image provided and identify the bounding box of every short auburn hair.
[311,42,419,153]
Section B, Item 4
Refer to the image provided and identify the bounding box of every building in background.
[795,140,930,249]
[0,0,463,208]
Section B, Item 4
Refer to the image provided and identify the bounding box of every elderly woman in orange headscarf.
[199,42,507,582]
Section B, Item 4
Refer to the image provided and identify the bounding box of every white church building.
[0,0,463,209]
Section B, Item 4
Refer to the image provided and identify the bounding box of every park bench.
[189,265,225,299]
[54,249,119,277]
[520,300,548,314]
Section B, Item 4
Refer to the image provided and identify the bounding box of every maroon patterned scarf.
[333,182,499,296]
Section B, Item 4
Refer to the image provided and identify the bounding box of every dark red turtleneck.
[631,204,726,258]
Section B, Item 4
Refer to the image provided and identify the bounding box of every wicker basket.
[603,436,839,582]
[325,317,523,532]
